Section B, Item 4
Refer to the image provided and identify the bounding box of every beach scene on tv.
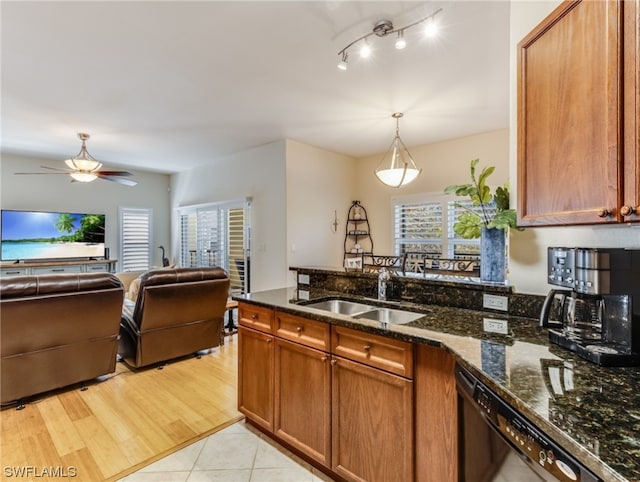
[1,211,105,261]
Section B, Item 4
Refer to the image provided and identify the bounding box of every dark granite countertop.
[234,287,640,482]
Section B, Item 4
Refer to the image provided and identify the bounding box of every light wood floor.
[0,335,242,482]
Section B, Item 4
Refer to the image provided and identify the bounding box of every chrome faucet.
[378,267,391,301]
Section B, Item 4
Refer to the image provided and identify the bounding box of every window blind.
[120,207,152,272]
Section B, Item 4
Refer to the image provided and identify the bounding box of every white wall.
[0,153,172,270]
[170,141,288,292]
[285,139,357,284]
[355,129,510,256]
[508,1,640,295]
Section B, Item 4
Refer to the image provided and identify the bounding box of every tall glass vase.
[480,227,506,283]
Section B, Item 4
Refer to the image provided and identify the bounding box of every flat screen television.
[1,210,106,262]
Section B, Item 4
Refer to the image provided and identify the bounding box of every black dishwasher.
[455,364,600,482]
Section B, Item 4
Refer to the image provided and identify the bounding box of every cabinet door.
[274,339,331,467]
[623,0,640,221]
[517,0,623,225]
[331,356,413,482]
[238,326,274,431]
[415,344,458,482]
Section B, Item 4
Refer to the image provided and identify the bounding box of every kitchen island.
[234,286,640,482]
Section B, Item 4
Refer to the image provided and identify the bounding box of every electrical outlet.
[298,274,310,285]
[483,317,509,335]
[483,294,508,311]
[298,289,310,300]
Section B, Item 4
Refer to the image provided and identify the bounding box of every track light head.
[395,30,406,50]
[337,52,348,71]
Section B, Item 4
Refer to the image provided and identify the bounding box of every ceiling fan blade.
[14,172,70,175]
[96,170,135,177]
[40,165,73,172]
[97,174,138,187]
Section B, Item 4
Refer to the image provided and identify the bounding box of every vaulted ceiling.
[1,1,510,173]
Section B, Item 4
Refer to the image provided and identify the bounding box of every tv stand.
[0,259,117,277]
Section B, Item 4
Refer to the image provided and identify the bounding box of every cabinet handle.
[363,344,372,352]
[620,205,637,217]
[330,359,337,366]
[266,338,272,344]
[296,326,304,333]
[321,356,328,362]
[597,208,611,218]
[252,314,258,320]
[51,268,65,272]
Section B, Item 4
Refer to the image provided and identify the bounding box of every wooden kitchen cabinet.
[517,0,639,226]
[238,326,274,431]
[331,356,414,482]
[238,304,421,482]
[331,325,414,482]
[274,338,331,467]
[415,344,458,482]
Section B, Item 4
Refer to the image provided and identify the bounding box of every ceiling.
[1,1,511,174]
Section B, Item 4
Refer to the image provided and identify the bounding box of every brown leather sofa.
[0,273,124,405]
[118,267,230,368]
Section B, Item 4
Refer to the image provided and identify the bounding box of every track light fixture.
[337,8,442,70]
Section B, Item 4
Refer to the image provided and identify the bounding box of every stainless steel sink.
[354,307,424,324]
[305,299,423,324]
[305,299,376,316]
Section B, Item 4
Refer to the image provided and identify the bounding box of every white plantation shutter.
[392,194,482,260]
[178,200,250,293]
[394,201,443,256]
[120,207,152,271]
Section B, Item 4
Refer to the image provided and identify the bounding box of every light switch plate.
[298,289,310,300]
[298,274,310,285]
[483,294,508,311]
[483,317,509,335]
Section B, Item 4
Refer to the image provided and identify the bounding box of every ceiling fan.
[15,133,138,186]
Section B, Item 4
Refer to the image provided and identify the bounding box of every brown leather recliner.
[118,267,230,368]
[0,273,125,405]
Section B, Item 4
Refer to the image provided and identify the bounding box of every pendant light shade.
[64,133,102,182]
[375,113,421,188]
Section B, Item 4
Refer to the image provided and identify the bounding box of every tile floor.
[118,421,334,482]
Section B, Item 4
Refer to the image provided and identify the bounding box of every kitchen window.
[393,193,493,260]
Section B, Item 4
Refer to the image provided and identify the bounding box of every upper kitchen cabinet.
[517,0,639,226]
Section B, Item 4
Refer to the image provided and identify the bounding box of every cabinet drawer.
[85,263,109,272]
[32,265,83,275]
[0,268,28,277]
[238,303,275,334]
[275,311,331,352]
[331,326,414,379]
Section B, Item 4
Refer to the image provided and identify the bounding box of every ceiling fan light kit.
[375,113,421,188]
[14,132,138,186]
[65,133,102,176]
[336,7,443,71]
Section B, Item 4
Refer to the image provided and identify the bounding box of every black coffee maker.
[540,247,640,366]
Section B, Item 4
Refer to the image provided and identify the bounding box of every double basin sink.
[304,298,424,325]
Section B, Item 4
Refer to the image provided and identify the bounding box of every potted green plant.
[444,158,522,282]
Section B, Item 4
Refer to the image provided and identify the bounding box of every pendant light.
[375,113,421,188]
